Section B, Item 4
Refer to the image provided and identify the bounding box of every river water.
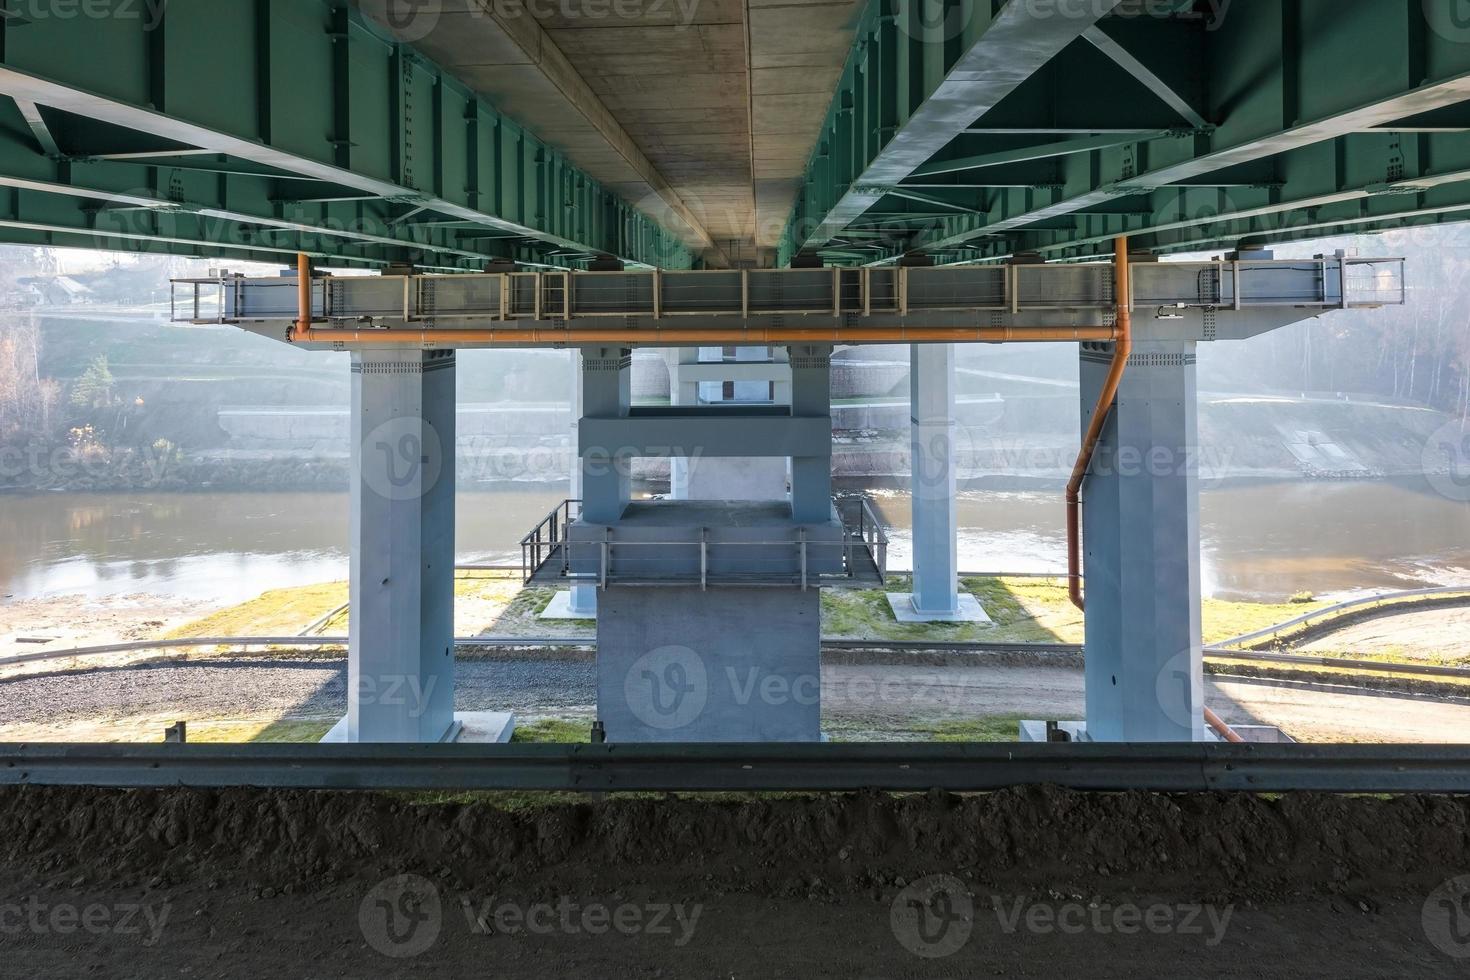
[2,479,1469,604]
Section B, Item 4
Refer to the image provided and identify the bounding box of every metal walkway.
[172,256,1405,349]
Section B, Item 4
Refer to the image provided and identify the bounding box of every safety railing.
[838,494,889,584]
[519,498,580,584]
[170,257,1407,326]
[519,497,888,588]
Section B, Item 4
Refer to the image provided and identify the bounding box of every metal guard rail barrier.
[1214,585,1470,648]
[5,636,1469,684]
[2,742,1467,793]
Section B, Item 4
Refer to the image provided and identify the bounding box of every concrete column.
[787,344,832,523]
[579,346,632,524]
[888,345,987,622]
[567,349,597,616]
[666,348,694,499]
[345,348,457,742]
[910,343,959,614]
[1079,338,1205,742]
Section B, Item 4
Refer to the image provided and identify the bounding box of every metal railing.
[838,495,888,584]
[519,497,889,588]
[170,256,1408,326]
[519,498,580,584]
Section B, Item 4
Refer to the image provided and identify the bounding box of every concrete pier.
[341,349,458,742]
[571,344,841,742]
[580,346,634,524]
[889,344,988,623]
[544,349,598,619]
[1078,339,1205,742]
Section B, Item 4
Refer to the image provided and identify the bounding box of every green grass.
[511,717,593,743]
[243,719,335,743]
[823,575,1340,647]
[923,715,1029,742]
[166,582,348,639]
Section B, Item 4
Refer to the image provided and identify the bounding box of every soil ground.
[0,786,1465,977]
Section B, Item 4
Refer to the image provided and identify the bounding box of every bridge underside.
[0,1,1444,751]
[780,0,1470,268]
[0,3,1467,272]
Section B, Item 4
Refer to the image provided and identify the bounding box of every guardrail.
[3,742,1466,793]
[1214,585,1470,649]
[10,634,1468,684]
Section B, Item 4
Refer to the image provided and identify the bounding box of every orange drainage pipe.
[1204,707,1246,743]
[291,252,312,343]
[290,324,1119,346]
[1067,236,1133,612]
[1062,237,1242,744]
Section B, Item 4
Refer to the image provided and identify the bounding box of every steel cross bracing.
[780,0,1470,267]
[0,0,693,272]
[172,255,1405,349]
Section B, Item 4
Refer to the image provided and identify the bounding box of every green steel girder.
[779,0,1127,262]
[0,0,695,271]
[783,0,1470,267]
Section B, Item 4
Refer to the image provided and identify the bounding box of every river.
[2,479,1469,604]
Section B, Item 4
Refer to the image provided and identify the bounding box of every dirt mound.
[3,786,1466,902]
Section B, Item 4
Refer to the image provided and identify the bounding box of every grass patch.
[0,715,338,743]
[1201,595,1330,644]
[824,575,1336,648]
[165,582,348,639]
[823,576,1076,644]
[511,718,593,743]
[923,715,1028,742]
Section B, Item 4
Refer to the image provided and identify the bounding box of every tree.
[0,317,59,441]
[70,354,115,411]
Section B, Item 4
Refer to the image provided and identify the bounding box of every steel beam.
[0,0,693,270]
[788,2,1470,266]
[901,4,1470,258]
[1081,26,1208,130]
[784,0,1124,256]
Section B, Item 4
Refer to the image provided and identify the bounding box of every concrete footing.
[885,592,990,623]
[539,591,598,620]
[1018,719,1295,743]
[321,711,516,744]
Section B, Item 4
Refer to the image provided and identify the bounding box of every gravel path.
[5,656,1470,742]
